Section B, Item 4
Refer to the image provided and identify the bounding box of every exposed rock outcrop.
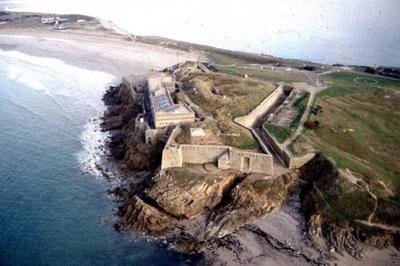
[147,169,240,219]
[115,168,297,255]
[203,173,296,239]
[299,154,400,259]
[116,196,177,235]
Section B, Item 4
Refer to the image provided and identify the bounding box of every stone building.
[148,73,195,128]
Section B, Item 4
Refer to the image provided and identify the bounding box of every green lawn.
[291,92,310,128]
[296,72,400,228]
[307,72,400,188]
[264,124,293,144]
[215,65,309,83]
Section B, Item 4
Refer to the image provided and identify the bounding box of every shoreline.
[1,17,399,265]
[98,69,400,266]
[0,28,200,76]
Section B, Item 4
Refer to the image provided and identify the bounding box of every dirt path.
[355,220,400,232]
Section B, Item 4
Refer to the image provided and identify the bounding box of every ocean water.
[0,52,184,265]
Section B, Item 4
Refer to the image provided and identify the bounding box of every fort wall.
[142,74,310,175]
[234,83,284,128]
[261,126,315,169]
[161,125,274,175]
[181,145,228,164]
[233,83,314,169]
[161,125,183,169]
[287,152,316,169]
[161,145,183,169]
[162,144,273,175]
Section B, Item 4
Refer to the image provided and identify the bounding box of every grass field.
[291,72,400,227]
[177,71,275,150]
[215,65,309,83]
[308,72,400,186]
[264,124,293,143]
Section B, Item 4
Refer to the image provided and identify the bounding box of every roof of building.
[148,73,193,115]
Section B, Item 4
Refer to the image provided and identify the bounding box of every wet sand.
[0,26,199,77]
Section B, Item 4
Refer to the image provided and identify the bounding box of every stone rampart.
[161,141,274,175]
[234,83,284,128]
[287,152,316,169]
[262,126,315,169]
[161,144,183,169]
[161,126,183,169]
[234,83,314,170]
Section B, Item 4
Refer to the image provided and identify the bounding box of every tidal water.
[0,53,184,265]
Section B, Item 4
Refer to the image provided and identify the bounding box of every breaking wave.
[0,50,116,178]
[77,118,111,178]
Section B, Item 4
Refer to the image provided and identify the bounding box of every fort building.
[147,73,195,128]
[123,68,316,176]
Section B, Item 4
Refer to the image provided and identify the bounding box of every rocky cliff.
[116,167,297,254]
[101,82,399,264]
[299,154,400,259]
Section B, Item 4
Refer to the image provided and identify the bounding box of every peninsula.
[1,11,399,266]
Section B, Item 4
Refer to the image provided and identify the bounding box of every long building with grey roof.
[147,73,195,128]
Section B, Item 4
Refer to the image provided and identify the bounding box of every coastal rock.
[114,166,297,250]
[101,115,124,131]
[146,169,240,219]
[203,173,296,239]
[123,133,164,171]
[105,104,123,116]
[116,196,176,235]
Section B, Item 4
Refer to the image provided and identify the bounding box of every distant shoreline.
[0,12,200,77]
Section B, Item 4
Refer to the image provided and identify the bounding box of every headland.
[1,11,399,266]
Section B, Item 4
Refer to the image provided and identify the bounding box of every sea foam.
[0,50,116,178]
[77,118,112,178]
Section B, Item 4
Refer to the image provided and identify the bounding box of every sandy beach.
[0,25,199,77]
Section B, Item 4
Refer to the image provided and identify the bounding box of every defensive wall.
[260,124,315,169]
[234,83,315,169]
[161,126,274,175]
[234,83,284,128]
[124,73,313,173]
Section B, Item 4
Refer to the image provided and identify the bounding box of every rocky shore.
[100,81,400,265]
[99,82,301,260]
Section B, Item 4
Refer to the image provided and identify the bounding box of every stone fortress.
[123,71,274,175]
[123,65,315,176]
